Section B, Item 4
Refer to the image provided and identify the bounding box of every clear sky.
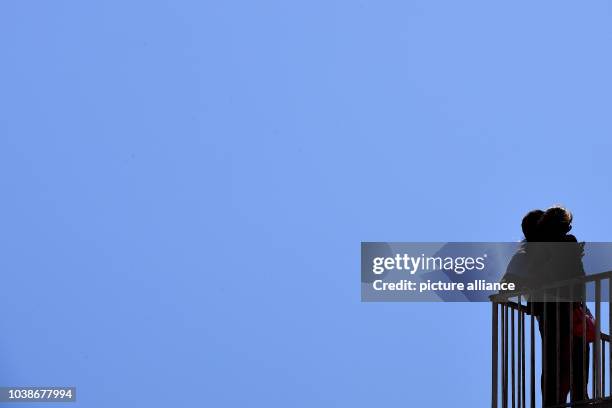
[1,1,612,407]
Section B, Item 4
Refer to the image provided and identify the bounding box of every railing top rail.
[489,269,612,303]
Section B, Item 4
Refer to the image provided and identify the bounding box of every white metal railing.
[490,270,612,408]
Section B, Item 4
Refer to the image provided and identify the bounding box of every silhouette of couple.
[503,206,589,407]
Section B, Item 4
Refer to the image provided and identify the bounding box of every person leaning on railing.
[501,207,590,406]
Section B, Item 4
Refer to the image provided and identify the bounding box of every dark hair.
[522,209,544,241]
[539,206,573,237]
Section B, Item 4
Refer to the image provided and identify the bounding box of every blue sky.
[2,1,612,407]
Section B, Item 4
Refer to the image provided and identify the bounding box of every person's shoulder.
[561,234,584,254]
[506,247,529,275]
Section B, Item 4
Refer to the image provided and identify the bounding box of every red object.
[573,304,596,342]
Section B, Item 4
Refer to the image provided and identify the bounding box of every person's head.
[522,209,544,241]
[539,205,573,238]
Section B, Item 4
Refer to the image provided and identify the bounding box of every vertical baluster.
[493,301,498,408]
[596,280,602,398]
[518,296,522,408]
[543,292,548,406]
[556,288,560,404]
[609,278,612,397]
[502,303,506,408]
[583,284,587,402]
[592,311,596,399]
[530,299,535,408]
[522,302,526,408]
[602,338,606,398]
[518,301,522,408]
[512,304,516,408]
[504,304,509,408]
[570,285,574,403]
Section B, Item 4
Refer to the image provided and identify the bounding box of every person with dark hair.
[536,206,589,406]
[522,209,545,241]
[500,209,545,291]
[501,207,589,406]
[539,206,573,238]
